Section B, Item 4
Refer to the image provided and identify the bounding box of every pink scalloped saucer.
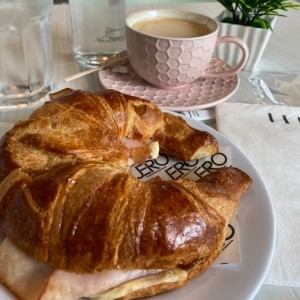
[98,57,239,111]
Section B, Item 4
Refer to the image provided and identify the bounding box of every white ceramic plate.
[0,114,275,300]
[99,58,239,111]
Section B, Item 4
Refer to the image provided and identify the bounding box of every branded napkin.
[215,102,300,287]
[130,147,241,265]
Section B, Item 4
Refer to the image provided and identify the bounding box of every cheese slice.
[40,269,165,300]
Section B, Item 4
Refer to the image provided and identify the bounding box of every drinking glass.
[69,0,126,67]
[0,0,54,109]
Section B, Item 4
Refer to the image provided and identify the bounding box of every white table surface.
[0,2,300,300]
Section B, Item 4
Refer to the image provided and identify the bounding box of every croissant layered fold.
[0,89,252,300]
[0,89,218,177]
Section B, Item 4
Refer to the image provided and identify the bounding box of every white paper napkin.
[215,102,300,287]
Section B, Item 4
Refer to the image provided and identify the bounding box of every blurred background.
[53,0,215,3]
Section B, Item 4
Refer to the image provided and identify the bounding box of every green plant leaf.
[221,16,236,24]
[251,18,273,30]
[217,0,300,28]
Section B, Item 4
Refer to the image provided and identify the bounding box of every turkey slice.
[0,238,52,300]
[0,239,186,300]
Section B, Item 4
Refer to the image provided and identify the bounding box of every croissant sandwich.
[0,89,252,300]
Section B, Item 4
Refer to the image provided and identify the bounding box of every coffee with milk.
[126,10,249,89]
[132,17,211,38]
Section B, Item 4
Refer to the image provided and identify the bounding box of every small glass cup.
[69,0,126,67]
[0,0,54,109]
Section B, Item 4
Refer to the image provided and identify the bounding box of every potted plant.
[214,0,300,71]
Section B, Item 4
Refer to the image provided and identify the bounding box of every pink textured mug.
[125,9,249,89]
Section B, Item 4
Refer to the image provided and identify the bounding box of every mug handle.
[201,36,249,78]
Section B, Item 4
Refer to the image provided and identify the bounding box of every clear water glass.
[0,0,54,109]
[69,0,126,67]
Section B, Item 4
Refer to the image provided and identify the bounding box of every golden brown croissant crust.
[0,89,251,284]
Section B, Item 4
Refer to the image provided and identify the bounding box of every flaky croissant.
[0,89,218,178]
[0,89,251,300]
